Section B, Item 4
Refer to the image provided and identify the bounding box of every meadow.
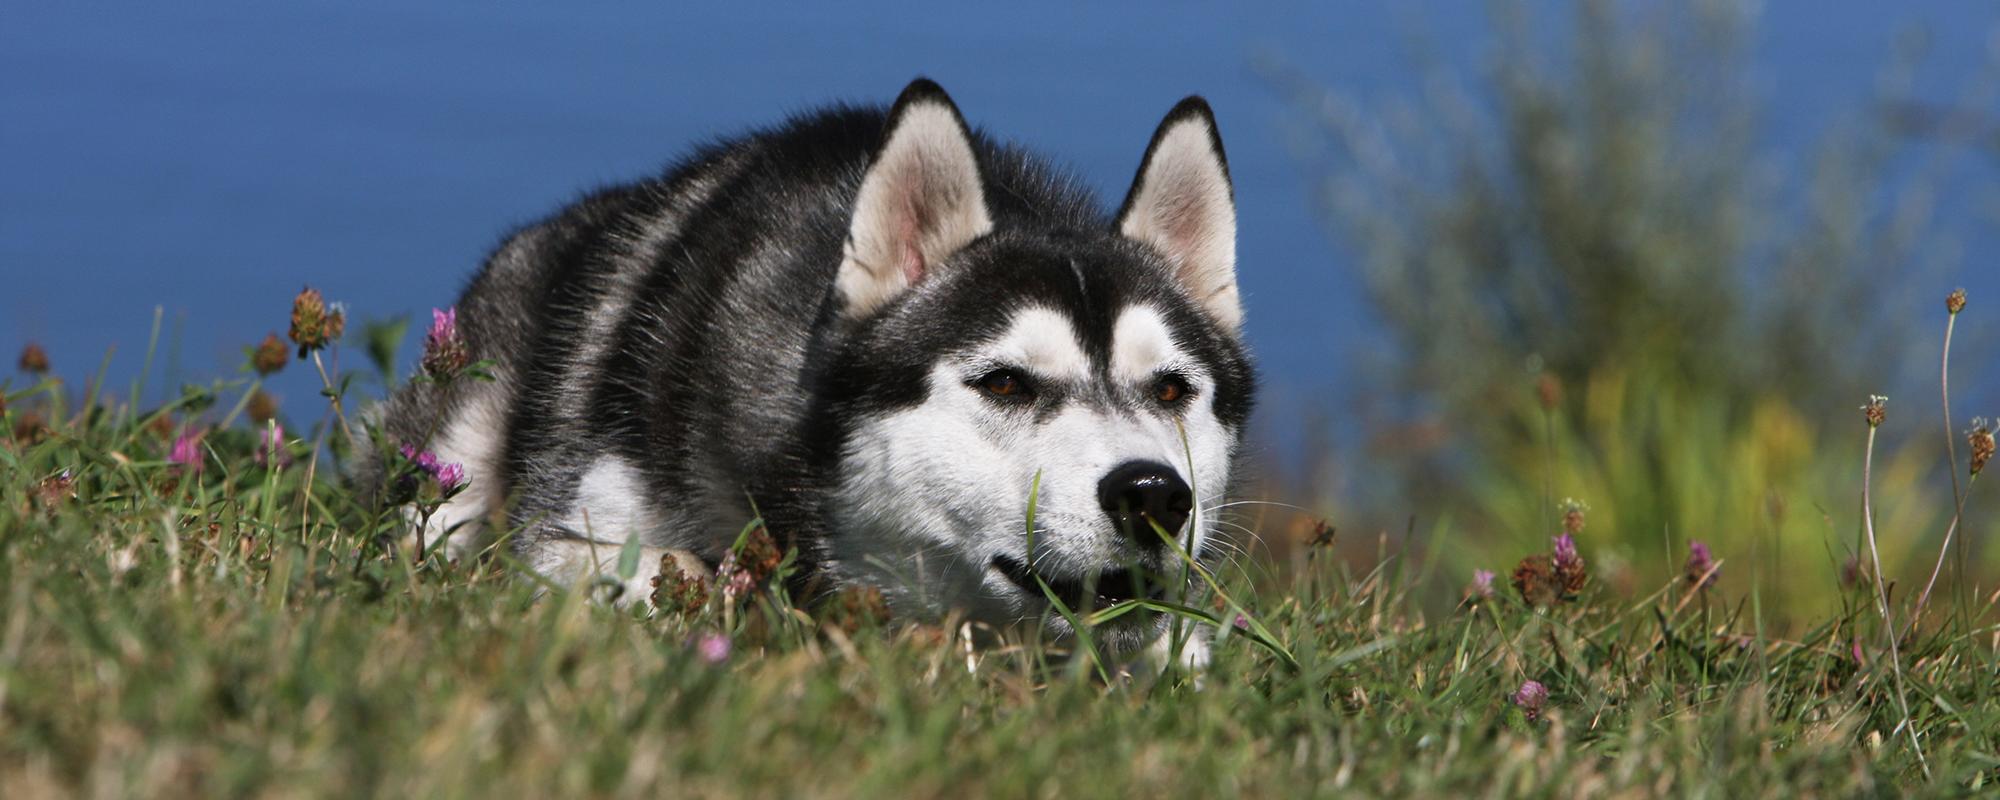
[7,4,2000,796]
[0,287,1996,798]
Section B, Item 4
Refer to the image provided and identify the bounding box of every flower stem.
[1931,309,1963,614]
[1941,312,1961,509]
[1861,424,1930,777]
[1913,471,1977,621]
[309,349,358,453]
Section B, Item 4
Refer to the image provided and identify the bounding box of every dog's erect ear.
[1116,97,1240,332]
[837,79,994,320]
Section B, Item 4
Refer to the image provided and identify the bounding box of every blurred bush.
[1275,0,1989,617]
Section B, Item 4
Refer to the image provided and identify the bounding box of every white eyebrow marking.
[978,306,1090,381]
[1110,305,1192,384]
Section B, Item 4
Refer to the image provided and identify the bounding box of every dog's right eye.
[973,369,1033,402]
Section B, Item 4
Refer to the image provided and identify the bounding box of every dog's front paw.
[1139,626,1211,675]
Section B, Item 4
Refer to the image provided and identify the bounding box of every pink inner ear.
[898,237,925,284]
[896,192,928,283]
[1151,187,1207,268]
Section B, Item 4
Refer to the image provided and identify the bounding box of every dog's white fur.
[407,390,509,558]
[828,304,1233,633]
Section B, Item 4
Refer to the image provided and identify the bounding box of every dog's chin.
[985,554,1180,650]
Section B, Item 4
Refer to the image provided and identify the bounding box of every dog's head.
[819,79,1253,650]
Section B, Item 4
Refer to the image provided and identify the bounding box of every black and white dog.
[368,79,1254,656]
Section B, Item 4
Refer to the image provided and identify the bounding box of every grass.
[3,335,1999,798]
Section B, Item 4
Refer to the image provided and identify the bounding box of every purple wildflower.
[421,306,471,380]
[1511,679,1549,721]
[429,308,456,346]
[1471,569,1496,598]
[255,423,290,467]
[169,431,204,474]
[717,551,756,602]
[400,443,441,476]
[397,442,463,495]
[1684,541,1718,590]
[1552,534,1578,569]
[1550,533,1587,597]
[725,568,755,601]
[434,462,466,493]
[695,632,732,664]
[1233,613,1251,631]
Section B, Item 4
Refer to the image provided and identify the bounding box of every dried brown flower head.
[325,303,347,342]
[288,287,341,356]
[252,333,289,376]
[648,557,712,618]
[289,287,324,347]
[1560,498,1588,535]
[1536,372,1562,411]
[818,586,890,633]
[1947,287,1967,315]
[1308,519,1337,549]
[1862,395,1887,428]
[247,390,279,425]
[739,525,784,584]
[18,342,49,375]
[1512,554,1555,607]
[33,470,76,510]
[1969,418,1995,476]
[11,410,46,445]
[146,412,176,441]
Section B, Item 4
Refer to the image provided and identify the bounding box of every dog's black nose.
[1097,460,1194,546]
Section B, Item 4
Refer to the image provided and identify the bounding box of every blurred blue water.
[3,2,1995,435]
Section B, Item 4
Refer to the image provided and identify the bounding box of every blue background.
[5,2,1995,432]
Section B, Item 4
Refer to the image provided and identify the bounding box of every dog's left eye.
[974,369,1033,402]
[1152,374,1193,406]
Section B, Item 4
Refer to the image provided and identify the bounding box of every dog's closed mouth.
[991,555,1164,610]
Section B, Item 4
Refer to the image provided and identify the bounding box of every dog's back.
[365,101,1101,576]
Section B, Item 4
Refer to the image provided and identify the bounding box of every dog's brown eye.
[977,369,1030,400]
[1153,375,1192,406]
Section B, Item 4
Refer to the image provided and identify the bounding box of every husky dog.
[366,79,1253,655]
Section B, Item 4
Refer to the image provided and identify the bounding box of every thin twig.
[296,403,330,576]
[1914,472,1978,620]
[1860,421,1930,777]
[1941,312,1962,516]
[1918,308,1963,618]
[1541,403,1557,538]
[309,348,359,453]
